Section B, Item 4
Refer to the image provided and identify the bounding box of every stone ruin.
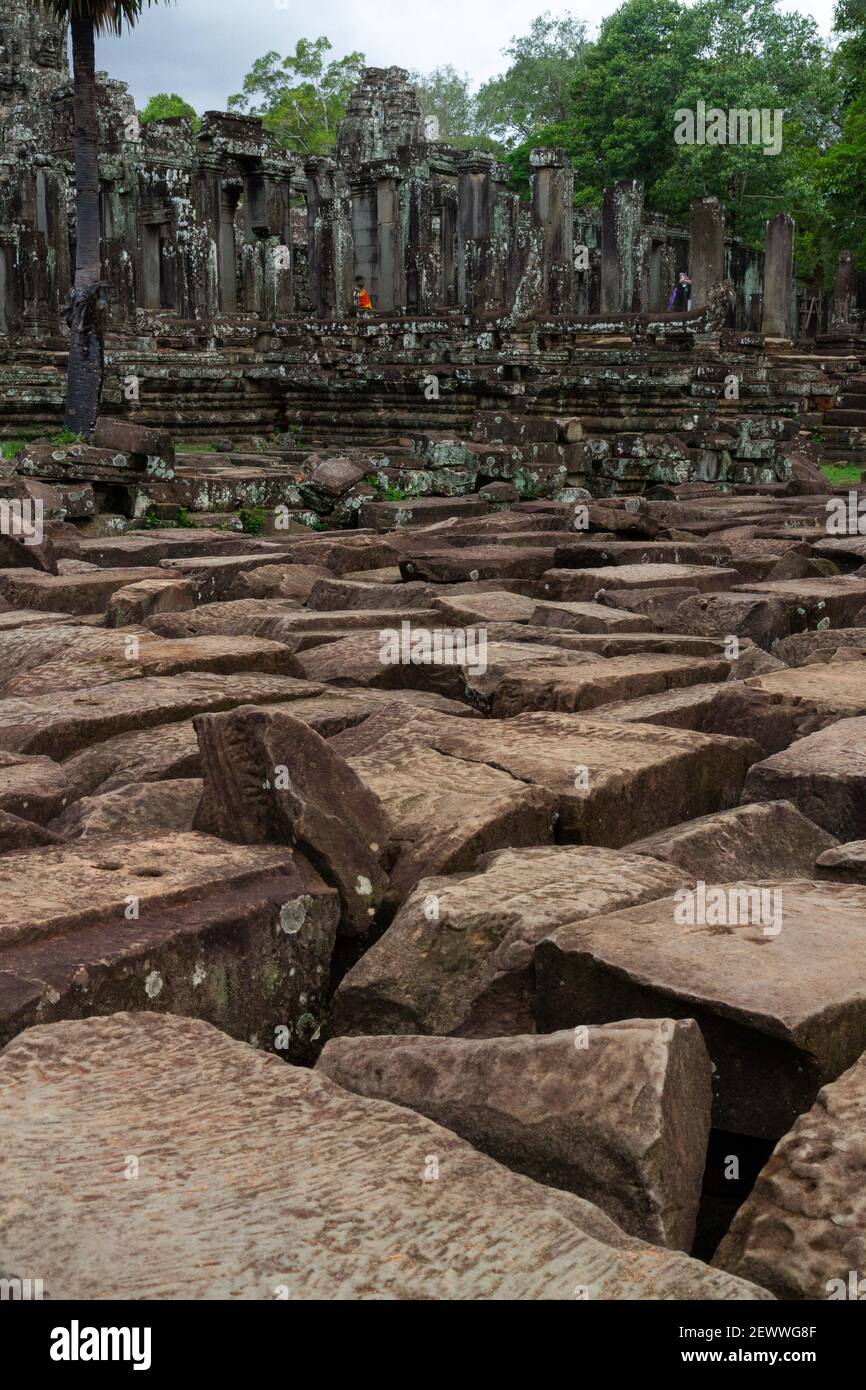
[1,1,866,1309]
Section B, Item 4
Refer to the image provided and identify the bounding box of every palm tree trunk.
[65,17,105,437]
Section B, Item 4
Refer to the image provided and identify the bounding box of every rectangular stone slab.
[742,716,866,840]
[541,564,738,602]
[625,800,836,880]
[742,661,866,719]
[376,710,759,847]
[0,833,338,1062]
[316,1022,712,1252]
[0,566,168,613]
[0,1012,771,1299]
[732,576,866,627]
[0,672,326,759]
[466,653,733,718]
[328,844,686,1040]
[535,880,866,1138]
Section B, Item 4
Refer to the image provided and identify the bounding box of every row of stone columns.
[303,149,843,337]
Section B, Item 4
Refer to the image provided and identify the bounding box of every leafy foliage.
[228,37,365,153]
[140,92,199,129]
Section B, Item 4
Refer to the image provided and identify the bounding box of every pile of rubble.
[1,413,866,1300]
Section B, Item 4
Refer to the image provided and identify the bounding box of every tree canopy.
[223,7,866,274]
[228,36,365,154]
[140,92,199,129]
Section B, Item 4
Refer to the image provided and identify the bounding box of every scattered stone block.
[0,1012,771,1299]
[317,1021,712,1251]
[535,880,866,1138]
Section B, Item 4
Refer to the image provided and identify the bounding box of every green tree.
[475,11,589,145]
[140,91,200,129]
[817,0,866,266]
[228,36,365,153]
[40,0,167,437]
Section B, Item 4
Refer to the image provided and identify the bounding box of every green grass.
[140,507,196,530]
[239,505,269,536]
[177,442,218,453]
[364,475,407,501]
[822,463,863,485]
[2,429,85,459]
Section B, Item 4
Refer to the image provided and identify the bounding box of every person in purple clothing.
[668,271,692,311]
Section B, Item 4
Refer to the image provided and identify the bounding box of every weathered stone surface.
[330,708,559,910]
[193,707,391,935]
[306,576,435,610]
[317,1021,712,1251]
[50,780,203,840]
[329,845,684,1039]
[542,564,738,603]
[672,592,792,649]
[229,563,334,603]
[0,1012,771,1299]
[0,565,167,613]
[334,708,758,847]
[743,660,866,720]
[713,1051,866,1300]
[626,801,836,880]
[732,576,866,629]
[0,808,62,851]
[528,600,654,634]
[814,840,866,883]
[0,749,68,822]
[0,672,326,760]
[104,577,195,627]
[93,417,174,462]
[466,652,732,718]
[0,836,338,1059]
[0,531,57,574]
[535,880,866,1138]
[743,717,866,840]
[60,721,204,800]
[1,634,303,697]
[773,627,866,666]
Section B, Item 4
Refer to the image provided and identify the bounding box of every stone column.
[350,172,378,301]
[435,182,458,309]
[530,147,574,314]
[761,212,794,338]
[404,164,436,313]
[305,157,354,319]
[457,152,497,314]
[832,249,856,327]
[689,196,725,309]
[600,179,644,314]
[373,161,404,313]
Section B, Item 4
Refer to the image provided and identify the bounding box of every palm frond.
[38,1,170,39]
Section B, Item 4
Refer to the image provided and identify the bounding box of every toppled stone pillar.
[761,212,794,338]
[600,179,644,314]
[689,196,725,310]
[832,249,856,327]
[305,157,354,319]
[457,152,500,314]
[530,148,574,315]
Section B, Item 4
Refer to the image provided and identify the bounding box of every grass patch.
[239,505,269,536]
[822,463,863,485]
[140,507,196,530]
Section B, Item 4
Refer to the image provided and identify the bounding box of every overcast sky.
[95,0,840,114]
